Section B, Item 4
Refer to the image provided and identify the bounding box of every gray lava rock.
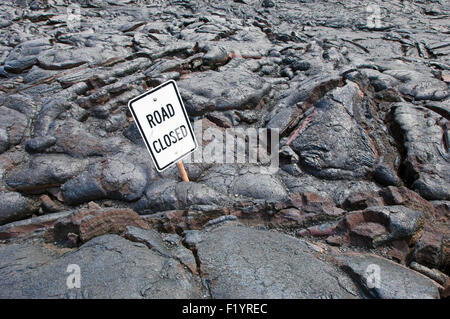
[290,84,376,179]
[37,46,125,70]
[4,56,37,73]
[25,136,56,153]
[3,38,51,73]
[6,155,87,193]
[124,226,197,273]
[101,156,148,200]
[196,225,363,298]
[135,180,231,214]
[374,164,399,186]
[338,253,440,299]
[276,73,343,112]
[0,235,199,298]
[177,65,271,116]
[360,68,399,92]
[33,98,71,136]
[198,165,288,202]
[388,69,449,101]
[61,155,148,205]
[202,45,229,66]
[61,169,106,205]
[23,66,58,84]
[395,103,450,200]
[0,106,28,154]
[231,172,289,201]
[37,49,86,69]
[2,94,36,117]
[123,123,145,145]
[0,191,38,226]
[261,0,275,8]
[49,119,124,158]
[0,0,449,300]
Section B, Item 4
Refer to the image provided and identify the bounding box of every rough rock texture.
[178,66,271,116]
[343,186,436,218]
[0,0,448,299]
[413,219,450,274]
[0,106,28,154]
[290,83,376,180]
[338,253,441,299]
[53,207,150,244]
[6,154,87,193]
[0,191,38,225]
[135,180,232,214]
[124,226,197,274]
[336,205,425,248]
[0,211,72,240]
[195,224,362,299]
[395,103,450,200]
[0,235,199,298]
[61,155,148,205]
[143,209,231,234]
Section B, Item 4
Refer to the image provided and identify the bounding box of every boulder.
[6,154,87,193]
[195,224,363,298]
[177,65,271,116]
[290,84,376,180]
[61,155,148,205]
[0,106,28,154]
[394,103,450,200]
[135,180,231,214]
[337,205,424,248]
[53,208,150,244]
[0,191,38,226]
[343,186,436,219]
[0,235,199,298]
[338,253,440,299]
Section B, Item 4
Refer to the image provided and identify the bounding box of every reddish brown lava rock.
[442,71,450,83]
[276,192,345,227]
[387,240,411,264]
[53,208,150,244]
[231,193,345,229]
[270,208,305,228]
[143,208,229,233]
[341,208,389,230]
[297,223,338,238]
[343,186,435,218]
[414,221,450,275]
[433,201,450,222]
[0,211,72,240]
[296,192,346,217]
[349,222,388,248]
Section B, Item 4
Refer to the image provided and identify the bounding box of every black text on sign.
[128,80,197,172]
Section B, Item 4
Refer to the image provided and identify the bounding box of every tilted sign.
[128,80,198,172]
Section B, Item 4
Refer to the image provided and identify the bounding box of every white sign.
[128,80,198,172]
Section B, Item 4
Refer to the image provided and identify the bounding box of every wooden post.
[176,161,189,182]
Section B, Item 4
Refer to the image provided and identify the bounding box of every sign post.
[128,80,197,180]
[176,161,189,182]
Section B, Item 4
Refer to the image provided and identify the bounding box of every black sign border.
[128,80,198,172]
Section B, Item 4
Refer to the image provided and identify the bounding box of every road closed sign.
[128,80,197,172]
